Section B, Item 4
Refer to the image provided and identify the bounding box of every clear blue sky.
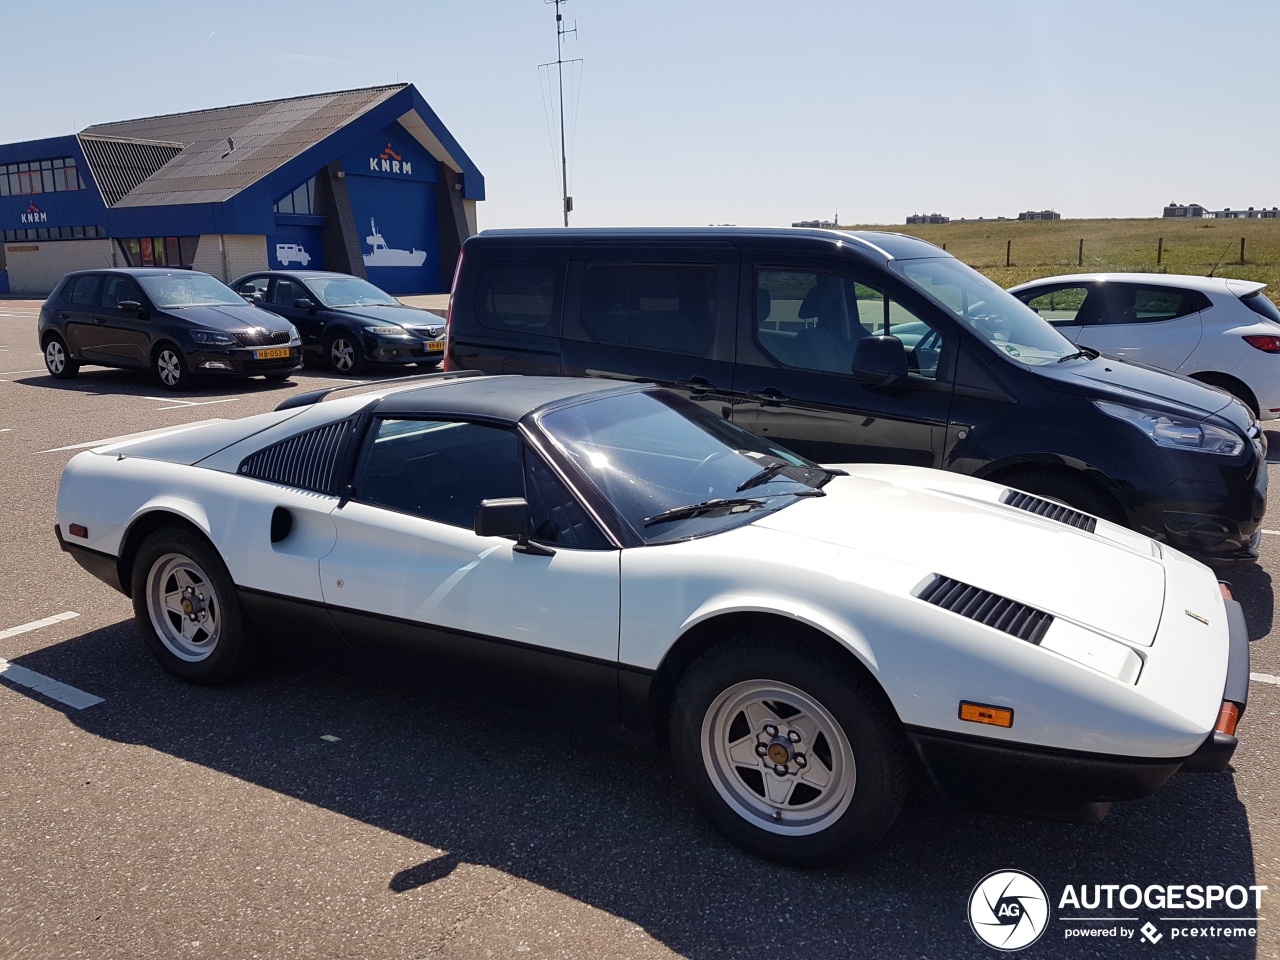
[3,0,1275,228]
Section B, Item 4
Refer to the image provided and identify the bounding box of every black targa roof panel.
[372,376,646,424]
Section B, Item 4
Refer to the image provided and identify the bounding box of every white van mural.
[363,219,427,268]
[275,243,312,267]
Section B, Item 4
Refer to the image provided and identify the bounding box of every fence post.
[1157,237,1163,266]
[1006,239,1011,267]
[1241,237,1246,264]
[1078,238,1083,266]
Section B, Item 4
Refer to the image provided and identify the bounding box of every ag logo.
[969,870,1049,951]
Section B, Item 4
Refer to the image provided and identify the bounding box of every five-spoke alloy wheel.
[326,331,363,374]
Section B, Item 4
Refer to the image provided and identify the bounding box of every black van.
[445,228,1267,562]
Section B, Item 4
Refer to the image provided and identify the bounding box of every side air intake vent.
[1002,490,1097,533]
[238,419,355,495]
[918,575,1053,644]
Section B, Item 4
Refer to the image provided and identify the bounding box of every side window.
[580,263,717,356]
[474,261,565,335]
[1022,286,1094,327]
[238,276,270,301]
[101,276,142,310]
[525,451,609,548]
[1101,286,1206,325]
[271,277,305,306]
[67,275,101,307]
[357,419,525,528]
[754,269,945,379]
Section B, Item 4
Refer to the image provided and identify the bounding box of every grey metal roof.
[80,85,406,207]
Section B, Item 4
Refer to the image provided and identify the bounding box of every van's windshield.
[891,257,1080,365]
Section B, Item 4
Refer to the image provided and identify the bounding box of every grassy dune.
[840,218,1280,304]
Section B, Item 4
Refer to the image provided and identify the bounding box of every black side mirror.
[117,300,141,313]
[474,498,554,556]
[293,298,316,312]
[851,335,908,385]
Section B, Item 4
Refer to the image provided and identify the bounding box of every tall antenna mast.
[543,0,580,226]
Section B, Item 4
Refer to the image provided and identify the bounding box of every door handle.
[58,313,70,320]
[94,318,107,324]
[747,387,790,405]
[676,376,718,394]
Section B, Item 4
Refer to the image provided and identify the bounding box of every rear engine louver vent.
[238,419,354,495]
[918,576,1053,643]
[1002,490,1097,533]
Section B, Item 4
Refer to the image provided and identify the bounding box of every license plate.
[254,347,291,360]
[426,339,446,352]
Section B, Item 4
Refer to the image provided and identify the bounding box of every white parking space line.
[0,368,47,377]
[0,611,79,641]
[1251,673,1279,686]
[1262,530,1280,536]
[37,418,229,454]
[0,659,104,710]
[143,396,241,411]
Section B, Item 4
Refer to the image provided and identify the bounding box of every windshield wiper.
[737,462,847,492]
[1056,347,1096,363]
[644,497,766,527]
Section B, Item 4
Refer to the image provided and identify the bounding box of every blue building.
[0,84,483,296]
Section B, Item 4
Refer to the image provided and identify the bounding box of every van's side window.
[475,262,565,335]
[580,263,716,356]
[755,269,944,379]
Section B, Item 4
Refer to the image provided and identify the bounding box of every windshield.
[539,390,828,543]
[137,273,245,309]
[891,258,1080,365]
[306,276,399,308]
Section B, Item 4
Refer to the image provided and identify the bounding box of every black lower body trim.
[55,524,123,593]
[906,726,1185,809]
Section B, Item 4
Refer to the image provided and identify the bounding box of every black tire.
[670,634,907,867]
[130,526,253,684]
[1004,468,1126,527]
[153,342,193,391]
[43,334,80,379]
[325,329,364,374]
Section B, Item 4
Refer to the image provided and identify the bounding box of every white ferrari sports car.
[55,372,1249,865]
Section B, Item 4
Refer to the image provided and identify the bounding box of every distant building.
[1163,202,1207,218]
[1212,206,1280,219]
[906,213,949,224]
[1017,210,1060,221]
[792,219,838,228]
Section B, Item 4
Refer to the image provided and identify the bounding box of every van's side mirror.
[851,335,908,385]
[293,298,316,311]
[474,498,554,556]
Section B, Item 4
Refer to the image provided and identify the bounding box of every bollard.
[1006,239,1011,267]
[1078,238,1083,266]
[1157,237,1163,266]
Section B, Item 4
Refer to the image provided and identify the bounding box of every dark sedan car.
[231,271,446,374]
[39,268,302,391]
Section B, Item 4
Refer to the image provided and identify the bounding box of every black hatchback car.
[39,268,302,390]
[230,271,446,374]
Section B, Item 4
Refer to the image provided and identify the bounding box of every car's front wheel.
[154,343,192,391]
[130,526,253,684]
[670,635,907,866]
[325,330,364,374]
[44,335,80,380]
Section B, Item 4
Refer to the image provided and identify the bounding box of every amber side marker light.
[68,523,88,539]
[959,701,1014,728]
[1218,581,1234,601]
[1215,702,1240,737]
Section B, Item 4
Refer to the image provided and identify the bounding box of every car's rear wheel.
[325,330,364,374]
[130,526,253,684]
[154,343,192,391]
[670,635,906,866]
[44,335,80,380]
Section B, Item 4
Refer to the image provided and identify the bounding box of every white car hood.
[750,464,1165,645]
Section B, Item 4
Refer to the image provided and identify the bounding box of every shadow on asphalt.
[1224,562,1275,640]
[7,621,1260,960]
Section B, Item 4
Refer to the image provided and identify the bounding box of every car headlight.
[190,329,238,346]
[287,325,301,342]
[365,325,410,337]
[1094,400,1244,456]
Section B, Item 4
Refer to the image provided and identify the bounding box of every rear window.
[1101,285,1209,325]
[579,262,717,356]
[474,261,565,336]
[1241,291,1280,324]
[66,274,101,307]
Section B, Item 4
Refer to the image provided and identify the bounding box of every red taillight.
[442,249,464,372]
[1243,334,1280,353]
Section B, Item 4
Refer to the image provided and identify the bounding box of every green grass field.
[839,217,1280,305]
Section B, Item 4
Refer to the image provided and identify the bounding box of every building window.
[115,236,199,267]
[2,225,103,242]
[274,177,317,215]
[0,157,84,197]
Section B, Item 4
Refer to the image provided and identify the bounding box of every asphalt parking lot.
[2,298,1280,960]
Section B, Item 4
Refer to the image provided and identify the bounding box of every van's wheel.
[325,330,364,374]
[154,343,192,391]
[1004,468,1126,526]
[130,526,253,684]
[670,635,907,866]
[44,335,80,379]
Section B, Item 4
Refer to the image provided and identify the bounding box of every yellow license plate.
[426,339,446,351]
[254,347,291,360]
